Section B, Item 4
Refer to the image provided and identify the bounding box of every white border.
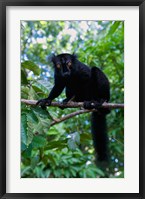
[6,6,139,193]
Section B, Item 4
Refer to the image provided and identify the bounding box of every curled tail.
[91,112,109,163]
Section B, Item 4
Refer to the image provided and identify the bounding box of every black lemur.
[37,53,110,163]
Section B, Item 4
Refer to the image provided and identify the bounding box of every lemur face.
[51,53,76,78]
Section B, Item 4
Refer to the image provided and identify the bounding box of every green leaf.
[21,114,28,145]
[62,147,68,154]
[86,169,96,178]
[21,86,29,99]
[31,156,39,169]
[64,170,70,178]
[21,142,27,152]
[32,136,47,148]
[47,128,59,135]
[29,107,51,133]
[67,139,77,150]
[45,141,67,150]
[32,80,50,95]
[28,87,38,100]
[21,69,28,85]
[70,169,77,177]
[73,132,80,144]
[22,144,32,158]
[107,21,121,36]
[21,61,41,76]
[32,107,50,119]
[39,117,51,128]
[44,169,51,178]
[27,110,39,124]
[27,121,34,145]
[21,166,32,177]
[96,168,105,177]
[34,122,45,134]
[21,113,34,146]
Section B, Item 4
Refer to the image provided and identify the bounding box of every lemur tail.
[91,112,109,163]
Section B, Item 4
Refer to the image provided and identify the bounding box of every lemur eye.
[56,63,61,69]
[67,61,72,67]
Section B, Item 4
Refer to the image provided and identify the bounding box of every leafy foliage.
[21,21,124,178]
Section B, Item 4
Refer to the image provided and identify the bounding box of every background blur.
[21,21,124,178]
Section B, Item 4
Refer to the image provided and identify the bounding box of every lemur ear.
[49,54,56,63]
[72,53,77,60]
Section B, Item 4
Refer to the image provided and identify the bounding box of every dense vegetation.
[21,21,124,178]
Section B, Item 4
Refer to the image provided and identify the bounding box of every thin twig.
[50,109,93,126]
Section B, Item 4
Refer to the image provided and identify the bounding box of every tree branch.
[21,99,124,109]
[21,99,124,126]
[50,109,93,126]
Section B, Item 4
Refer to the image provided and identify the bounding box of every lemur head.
[51,53,77,78]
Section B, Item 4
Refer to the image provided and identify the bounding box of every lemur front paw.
[36,98,52,110]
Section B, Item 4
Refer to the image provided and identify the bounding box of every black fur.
[37,53,110,163]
